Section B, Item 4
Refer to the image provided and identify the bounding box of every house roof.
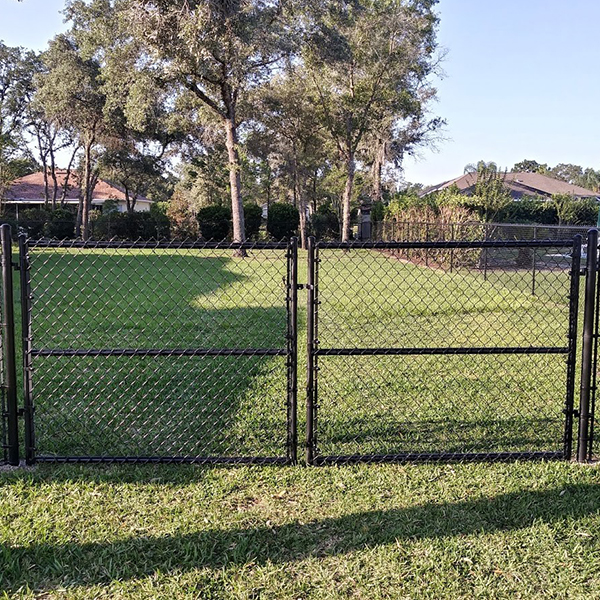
[424,171,599,200]
[4,170,152,204]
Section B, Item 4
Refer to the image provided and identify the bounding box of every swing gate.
[1,224,598,466]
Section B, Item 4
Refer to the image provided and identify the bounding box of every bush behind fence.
[372,221,590,270]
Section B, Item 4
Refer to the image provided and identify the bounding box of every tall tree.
[253,68,328,246]
[35,35,106,238]
[304,0,440,241]
[0,42,37,204]
[511,159,549,174]
[124,0,292,244]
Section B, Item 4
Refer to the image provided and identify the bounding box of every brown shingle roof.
[424,171,599,199]
[4,170,151,203]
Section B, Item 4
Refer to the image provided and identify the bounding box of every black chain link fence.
[21,238,298,464]
[306,237,582,464]
[2,226,596,466]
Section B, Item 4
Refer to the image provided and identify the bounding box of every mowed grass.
[2,243,597,599]
[1,461,600,598]
[22,243,578,460]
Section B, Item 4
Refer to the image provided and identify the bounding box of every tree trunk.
[295,173,307,249]
[224,116,245,243]
[42,167,50,209]
[80,140,94,241]
[49,146,59,210]
[125,186,134,214]
[75,196,83,238]
[341,153,355,242]
[61,148,77,208]
[371,138,385,203]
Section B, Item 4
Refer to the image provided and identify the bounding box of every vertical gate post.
[1,224,19,465]
[306,236,317,465]
[564,234,582,459]
[287,237,298,464]
[578,228,598,462]
[531,226,537,296]
[18,233,35,465]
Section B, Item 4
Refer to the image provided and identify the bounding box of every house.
[3,170,153,218]
[423,171,600,202]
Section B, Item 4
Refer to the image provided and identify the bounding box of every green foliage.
[196,205,232,241]
[42,208,76,239]
[552,194,598,225]
[18,208,49,238]
[167,189,199,240]
[102,199,119,214]
[472,165,512,222]
[512,159,549,174]
[310,206,339,240]
[267,202,300,240]
[150,201,169,219]
[243,203,263,239]
[497,197,557,224]
[93,210,170,240]
[371,201,385,222]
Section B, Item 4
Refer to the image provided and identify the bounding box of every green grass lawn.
[1,241,596,599]
[1,461,599,599]
[17,242,578,461]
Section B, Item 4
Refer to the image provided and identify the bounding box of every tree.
[304,0,441,241]
[99,142,165,213]
[0,42,38,205]
[366,111,443,204]
[252,67,328,247]
[125,0,292,245]
[35,35,106,238]
[464,162,511,222]
[464,160,497,174]
[550,163,584,186]
[511,159,549,174]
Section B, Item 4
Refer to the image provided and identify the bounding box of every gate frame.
[19,236,298,465]
[1,224,19,465]
[306,235,584,465]
[578,228,599,461]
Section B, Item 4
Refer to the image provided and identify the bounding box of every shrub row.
[196,202,300,241]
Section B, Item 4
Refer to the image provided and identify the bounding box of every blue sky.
[1,0,599,186]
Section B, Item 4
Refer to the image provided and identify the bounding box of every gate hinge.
[17,408,25,417]
[565,408,580,417]
[296,284,314,290]
[580,268,587,277]
[11,261,20,271]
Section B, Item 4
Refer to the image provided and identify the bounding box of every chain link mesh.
[309,238,580,463]
[25,239,295,463]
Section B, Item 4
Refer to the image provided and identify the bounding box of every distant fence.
[371,221,590,272]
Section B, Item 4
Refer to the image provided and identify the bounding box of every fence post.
[425,222,429,267]
[19,234,35,465]
[578,228,598,462]
[306,236,317,465]
[450,223,455,273]
[531,226,537,296]
[287,237,298,465]
[483,223,489,281]
[564,235,582,459]
[1,225,19,466]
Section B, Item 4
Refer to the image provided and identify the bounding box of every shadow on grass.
[320,416,563,455]
[25,250,290,460]
[1,483,599,591]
